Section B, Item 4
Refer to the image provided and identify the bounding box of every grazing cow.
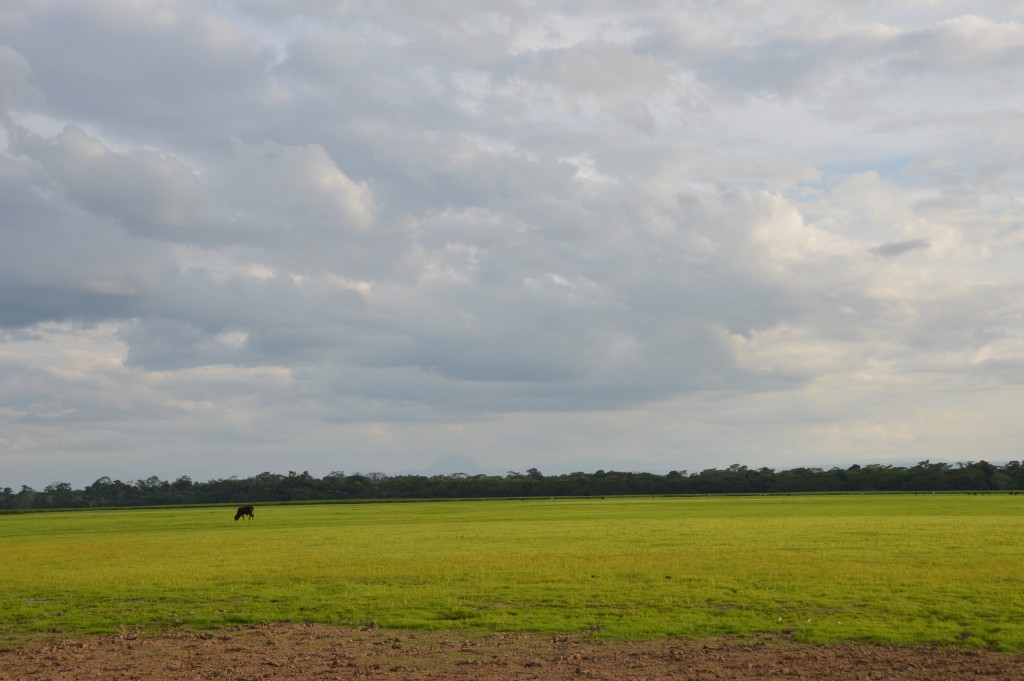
[234,505,255,521]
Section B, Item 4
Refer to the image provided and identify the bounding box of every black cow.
[234,505,255,521]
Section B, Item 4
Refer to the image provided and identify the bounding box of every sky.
[2,1,1023,489]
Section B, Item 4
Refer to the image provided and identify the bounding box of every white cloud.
[2,0,1024,488]
[45,126,209,234]
[222,140,375,232]
[891,15,1024,75]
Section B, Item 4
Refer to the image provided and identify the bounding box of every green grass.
[2,495,1022,649]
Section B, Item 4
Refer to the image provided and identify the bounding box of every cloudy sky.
[2,1,1023,489]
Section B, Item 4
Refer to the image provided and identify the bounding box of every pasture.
[2,495,1022,649]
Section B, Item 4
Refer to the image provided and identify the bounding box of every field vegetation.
[2,495,1022,650]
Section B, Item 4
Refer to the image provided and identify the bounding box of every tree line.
[3,459,1023,510]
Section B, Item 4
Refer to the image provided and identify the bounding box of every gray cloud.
[2,1,1024,488]
[870,239,931,257]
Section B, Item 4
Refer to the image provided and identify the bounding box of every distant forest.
[3,459,1023,510]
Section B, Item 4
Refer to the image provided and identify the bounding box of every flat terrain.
[2,623,1022,680]
[2,493,1024,659]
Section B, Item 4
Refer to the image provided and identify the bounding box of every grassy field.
[2,495,1022,649]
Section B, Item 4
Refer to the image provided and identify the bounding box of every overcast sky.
[2,1,1023,489]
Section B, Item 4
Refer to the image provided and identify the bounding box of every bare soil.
[1,623,1021,680]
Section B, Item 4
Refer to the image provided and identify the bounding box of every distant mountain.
[417,455,493,476]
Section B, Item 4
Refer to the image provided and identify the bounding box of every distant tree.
[1003,461,1024,488]
[4,459,1022,511]
[13,485,37,509]
[42,482,79,508]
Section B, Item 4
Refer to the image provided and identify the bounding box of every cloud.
[0,44,39,118]
[2,1,1024,488]
[870,238,931,257]
[891,15,1024,76]
[39,126,209,236]
[221,140,376,233]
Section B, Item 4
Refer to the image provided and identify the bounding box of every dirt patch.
[0,623,1020,680]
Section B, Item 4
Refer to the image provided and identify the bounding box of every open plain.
[2,495,1022,678]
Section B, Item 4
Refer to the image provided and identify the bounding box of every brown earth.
[1,623,1021,681]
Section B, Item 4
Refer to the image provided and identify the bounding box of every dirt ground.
[1,623,1021,681]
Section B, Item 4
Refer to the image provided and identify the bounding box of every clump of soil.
[1,623,1020,680]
